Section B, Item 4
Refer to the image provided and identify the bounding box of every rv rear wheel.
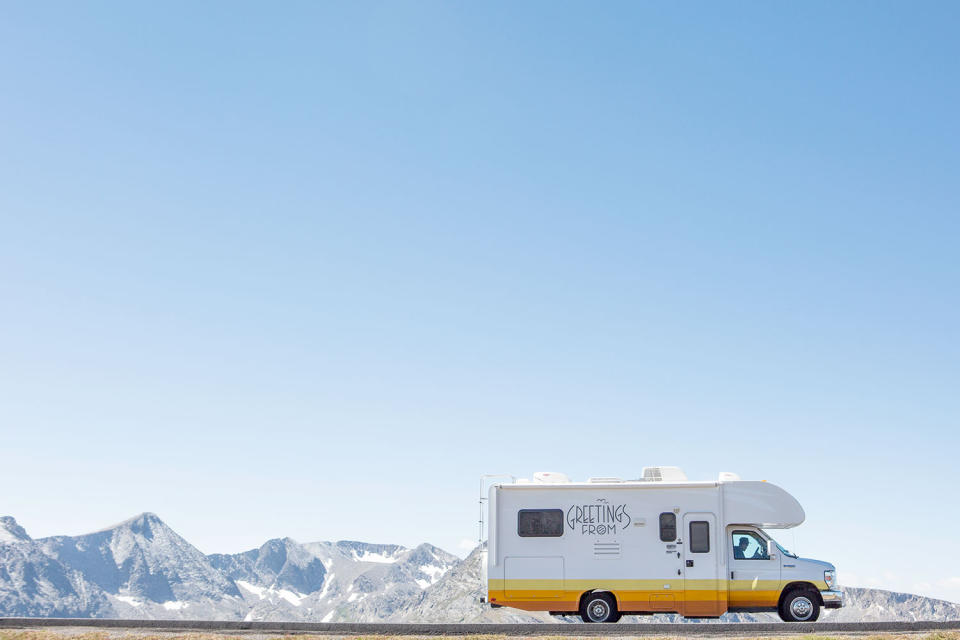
[779,589,820,622]
[580,592,619,623]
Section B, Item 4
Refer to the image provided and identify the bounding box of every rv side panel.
[488,483,727,616]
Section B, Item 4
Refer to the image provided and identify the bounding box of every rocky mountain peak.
[94,512,166,537]
[404,542,457,566]
[0,516,31,543]
[0,518,112,618]
[39,512,241,603]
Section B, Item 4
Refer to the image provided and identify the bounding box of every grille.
[594,542,621,558]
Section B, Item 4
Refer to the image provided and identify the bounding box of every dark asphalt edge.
[1,619,960,636]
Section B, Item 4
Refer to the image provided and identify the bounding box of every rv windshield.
[765,535,798,558]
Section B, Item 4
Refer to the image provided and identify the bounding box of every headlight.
[824,570,836,588]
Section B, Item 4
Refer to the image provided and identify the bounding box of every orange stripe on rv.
[488,578,827,616]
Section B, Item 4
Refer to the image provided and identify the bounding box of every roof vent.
[533,471,570,484]
[718,471,741,482]
[641,466,687,482]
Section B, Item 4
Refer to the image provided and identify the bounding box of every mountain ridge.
[1,513,956,623]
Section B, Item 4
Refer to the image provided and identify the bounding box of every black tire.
[779,588,820,622]
[580,592,618,623]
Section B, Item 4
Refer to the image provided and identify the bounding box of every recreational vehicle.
[480,468,841,622]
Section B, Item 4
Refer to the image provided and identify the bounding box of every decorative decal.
[566,499,631,535]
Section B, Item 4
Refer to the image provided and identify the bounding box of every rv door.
[681,512,725,617]
[727,527,781,610]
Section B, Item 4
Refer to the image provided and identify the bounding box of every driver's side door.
[727,528,781,610]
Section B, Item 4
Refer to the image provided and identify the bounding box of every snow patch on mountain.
[210,537,326,598]
[333,541,407,564]
[352,551,400,564]
[317,573,334,600]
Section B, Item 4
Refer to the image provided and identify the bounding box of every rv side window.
[689,521,710,553]
[517,509,564,537]
[659,513,676,541]
[732,531,769,560]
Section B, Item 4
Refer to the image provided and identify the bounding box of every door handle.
[686,560,694,567]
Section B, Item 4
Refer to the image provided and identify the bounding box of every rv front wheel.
[779,589,820,622]
[580,592,619,623]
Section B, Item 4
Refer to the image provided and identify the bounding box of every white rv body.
[482,468,841,622]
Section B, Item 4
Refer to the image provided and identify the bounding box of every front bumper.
[821,589,844,609]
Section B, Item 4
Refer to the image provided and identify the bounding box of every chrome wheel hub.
[589,600,609,621]
[790,596,813,620]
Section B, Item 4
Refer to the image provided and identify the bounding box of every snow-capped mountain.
[37,513,245,620]
[0,513,458,622]
[1,512,958,623]
[209,537,327,598]
[226,539,459,622]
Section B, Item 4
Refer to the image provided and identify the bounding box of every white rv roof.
[503,480,722,491]
[510,467,729,486]
[497,469,804,528]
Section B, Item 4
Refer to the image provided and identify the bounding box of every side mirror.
[767,540,778,559]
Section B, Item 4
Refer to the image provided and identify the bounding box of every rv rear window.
[659,512,677,541]
[517,509,564,537]
[690,521,710,553]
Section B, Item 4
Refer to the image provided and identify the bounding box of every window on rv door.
[689,521,710,553]
[732,531,769,560]
[517,509,564,537]
[659,513,677,541]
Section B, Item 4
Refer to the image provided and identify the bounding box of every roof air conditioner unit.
[533,471,570,484]
[641,466,687,482]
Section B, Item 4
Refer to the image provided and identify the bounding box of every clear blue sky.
[1,1,958,603]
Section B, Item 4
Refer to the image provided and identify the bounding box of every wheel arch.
[779,581,824,607]
[578,589,621,610]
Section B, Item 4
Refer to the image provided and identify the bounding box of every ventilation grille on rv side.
[594,542,621,558]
